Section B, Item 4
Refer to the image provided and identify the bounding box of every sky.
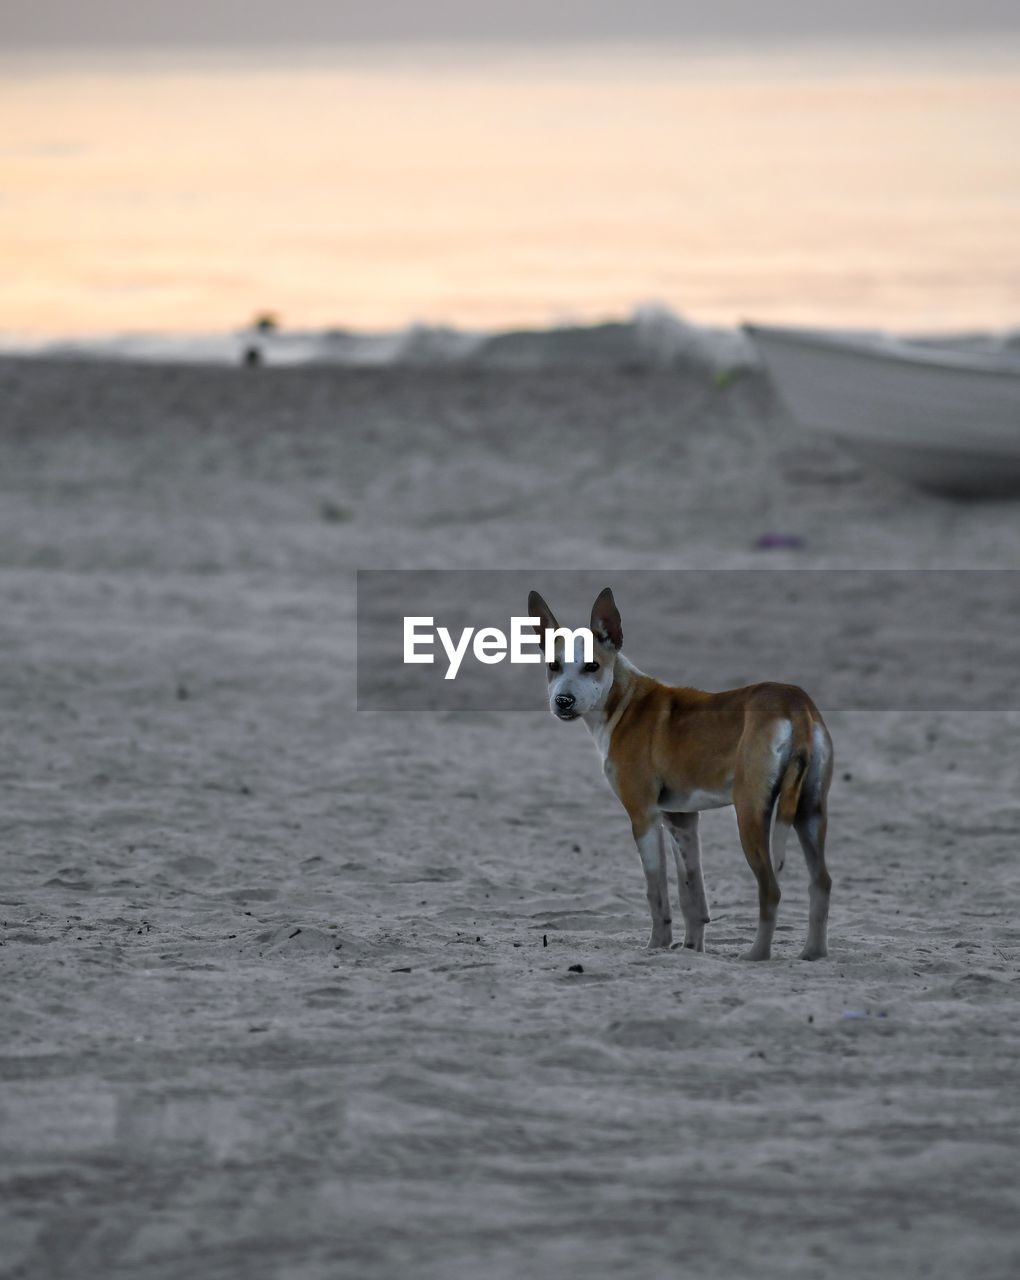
[3,1,1020,47]
[2,1,1018,337]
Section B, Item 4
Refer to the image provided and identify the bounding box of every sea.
[1,38,1018,361]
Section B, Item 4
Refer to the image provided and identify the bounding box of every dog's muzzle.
[554,693,578,720]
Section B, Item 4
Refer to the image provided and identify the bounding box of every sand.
[1,355,1018,1279]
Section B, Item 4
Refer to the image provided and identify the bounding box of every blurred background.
[1,0,1019,340]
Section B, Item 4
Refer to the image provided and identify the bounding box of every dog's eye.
[548,661,561,674]
[582,661,600,673]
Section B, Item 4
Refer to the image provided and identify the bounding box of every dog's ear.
[527,590,559,638]
[590,587,623,650]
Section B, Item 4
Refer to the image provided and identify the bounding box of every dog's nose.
[555,693,576,711]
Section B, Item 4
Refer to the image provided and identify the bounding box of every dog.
[528,587,833,960]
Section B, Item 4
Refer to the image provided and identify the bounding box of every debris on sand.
[754,531,805,551]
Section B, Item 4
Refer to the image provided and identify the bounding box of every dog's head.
[527,587,622,721]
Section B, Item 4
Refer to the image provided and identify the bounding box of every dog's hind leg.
[796,726,833,960]
[664,811,710,952]
[633,819,673,951]
[734,795,781,961]
[795,806,831,960]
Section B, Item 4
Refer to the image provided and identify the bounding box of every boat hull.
[746,324,1020,498]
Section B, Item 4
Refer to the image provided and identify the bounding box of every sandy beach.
[1,352,1019,1279]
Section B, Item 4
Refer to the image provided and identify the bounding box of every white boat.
[745,324,1020,498]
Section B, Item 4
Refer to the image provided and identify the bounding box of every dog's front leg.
[664,811,710,952]
[633,820,673,950]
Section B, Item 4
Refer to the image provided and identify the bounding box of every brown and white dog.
[529,587,833,960]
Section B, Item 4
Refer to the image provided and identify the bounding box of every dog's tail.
[772,711,813,874]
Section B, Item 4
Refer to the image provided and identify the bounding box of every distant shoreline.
[2,311,1018,371]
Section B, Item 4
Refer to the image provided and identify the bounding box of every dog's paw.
[799,945,827,961]
[739,946,772,962]
[674,936,705,953]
